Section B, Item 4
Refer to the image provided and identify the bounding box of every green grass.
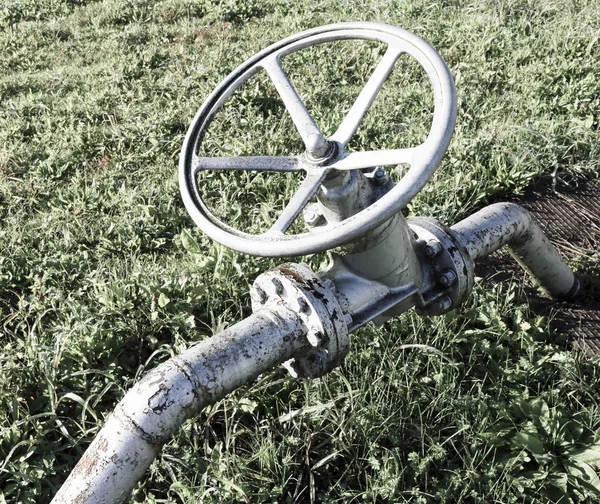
[1,0,599,502]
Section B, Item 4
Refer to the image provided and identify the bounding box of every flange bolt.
[308,331,324,347]
[272,278,284,295]
[435,296,453,312]
[304,210,323,227]
[424,239,442,258]
[374,167,388,185]
[251,286,267,304]
[298,298,311,314]
[438,269,457,287]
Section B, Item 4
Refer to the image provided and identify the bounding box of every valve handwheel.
[179,22,457,257]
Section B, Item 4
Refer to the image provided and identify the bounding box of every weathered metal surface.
[322,209,425,327]
[251,263,348,378]
[179,22,457,257]
[194,155,301,172]
[450,202,579,299]
[475,180,600,352]
[51,308,309,504]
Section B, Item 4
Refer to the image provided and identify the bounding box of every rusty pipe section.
[51,307,309,504]
[450,202,579,299]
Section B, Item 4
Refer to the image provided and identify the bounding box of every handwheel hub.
[304,140,339,166]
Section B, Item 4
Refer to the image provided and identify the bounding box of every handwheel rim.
[179,22,456,257]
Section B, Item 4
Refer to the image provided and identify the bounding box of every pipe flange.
[250,263,349,378]
[409,217,474,315]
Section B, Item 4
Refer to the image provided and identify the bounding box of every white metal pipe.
[51,307,308,504]
[451,202,579,299]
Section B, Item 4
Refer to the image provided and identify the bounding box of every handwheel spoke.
[331,47,403,147]
[262,57,328,158]
[265,169,328,236]
[330,148,417,170]
[194,155,302,173]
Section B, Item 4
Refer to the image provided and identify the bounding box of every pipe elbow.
[451,202,579,300]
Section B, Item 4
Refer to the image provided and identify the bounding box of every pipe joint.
[251,263,349,378]
[409,217,475,315]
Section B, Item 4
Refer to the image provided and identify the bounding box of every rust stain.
[275,264,306,284]
[76,448,99,478]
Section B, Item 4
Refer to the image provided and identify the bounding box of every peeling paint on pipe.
[450,202,579,299]
[51,307,308,504]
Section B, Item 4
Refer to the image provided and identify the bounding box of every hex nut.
[438,268,457,287]
[304,211,317,224]
[303,210,324,227]
[307,331,323,347]
[435,296,452,312]
[251,286,267,304]
[271,278,284,295]
[298,298,311,313]
[424,239,442,258]
[374,167,389,185]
